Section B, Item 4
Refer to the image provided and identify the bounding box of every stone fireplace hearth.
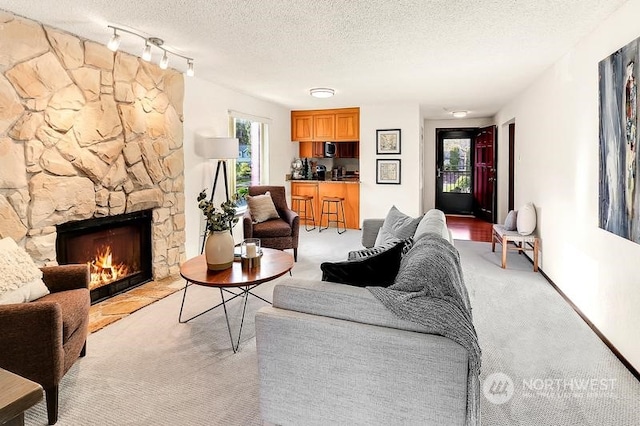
[0,11,186,282]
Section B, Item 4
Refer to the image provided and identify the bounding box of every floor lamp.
[194,132,239,254]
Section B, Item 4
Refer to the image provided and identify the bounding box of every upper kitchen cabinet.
[313,114,335,140]
[291,112,314,141]
[299,141,325,158]
[291,107,360,142]
[334,109,359,141]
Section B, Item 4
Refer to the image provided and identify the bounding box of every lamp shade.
[194,132,239,159]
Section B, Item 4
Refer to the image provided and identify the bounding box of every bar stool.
[291,194,316,231]
[319,196,347,234]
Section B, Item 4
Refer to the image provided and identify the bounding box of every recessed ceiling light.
[452,111,468,118]
[310,88,335,98]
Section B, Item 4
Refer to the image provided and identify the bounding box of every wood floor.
[446,215,493,242]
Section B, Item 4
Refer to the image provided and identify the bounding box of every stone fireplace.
[0,11,186,284]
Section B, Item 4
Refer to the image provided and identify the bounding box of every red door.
[473,125,497,223]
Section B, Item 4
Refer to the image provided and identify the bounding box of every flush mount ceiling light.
[106,25,195,77]
[452,111,468,118]
[310,88,335,98]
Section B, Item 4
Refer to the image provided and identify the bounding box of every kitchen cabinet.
[291,181,360,230]
[291,107,360,142]
[299,141,358,159]
[318,182,360,229]
[335,110,359,141]
[336,142,359,159]
[299,142,324,158]
[291,112,313,141]
[313,114,335,140]
[290,182,319,228]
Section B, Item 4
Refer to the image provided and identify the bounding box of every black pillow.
[320,240,406,287]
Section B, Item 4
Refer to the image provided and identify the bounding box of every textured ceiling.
[0,0,627,118]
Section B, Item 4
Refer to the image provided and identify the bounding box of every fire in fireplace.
[56,210,153,303]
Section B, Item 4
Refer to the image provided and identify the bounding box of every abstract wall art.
[599,36,640,242]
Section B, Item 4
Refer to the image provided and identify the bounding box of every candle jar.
[241,238,261,270]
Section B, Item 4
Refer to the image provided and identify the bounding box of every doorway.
[436,129,474,214]
[435,126,497,221]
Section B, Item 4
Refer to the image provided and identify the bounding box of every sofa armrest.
[41,264,89,293]
[242,210,253,239]
[361,218,385,248]
[279,209,300,242]
[0,301,64,384]
[279,208,299,228]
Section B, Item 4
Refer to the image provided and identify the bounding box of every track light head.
[186,60,194,77]
[142,41,152,61]
[159,52,169,70]
[107,30,121,52]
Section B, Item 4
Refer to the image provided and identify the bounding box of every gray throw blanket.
[368,234,481,426]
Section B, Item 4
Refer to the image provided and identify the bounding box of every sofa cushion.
[251,218,291,238]
[347,237,413,261]
[374,206,423,246]
[272,279,453,335]
[247,192,280,223]
[516,202,536,235]
[0,237,49,305]
[321,240,406,287]
[414,209,450,242]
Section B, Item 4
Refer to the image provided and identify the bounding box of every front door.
[435,129,474,214]
[473,125,497,222]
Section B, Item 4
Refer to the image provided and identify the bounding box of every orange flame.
[88,246,130,289]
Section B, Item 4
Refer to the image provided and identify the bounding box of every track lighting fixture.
[106,25,195,76]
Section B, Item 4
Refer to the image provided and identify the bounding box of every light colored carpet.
[23,232,640,425]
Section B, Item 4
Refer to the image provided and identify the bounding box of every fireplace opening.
[56,210,153,304]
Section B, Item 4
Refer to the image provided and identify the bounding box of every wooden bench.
[491,224,539,272]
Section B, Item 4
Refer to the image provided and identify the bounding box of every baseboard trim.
[522,254,640,382]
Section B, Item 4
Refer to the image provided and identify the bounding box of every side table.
[0,368,43,426]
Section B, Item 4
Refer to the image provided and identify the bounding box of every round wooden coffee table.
[178,248,294,352]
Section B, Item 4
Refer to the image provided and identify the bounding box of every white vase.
[204,230,234,271]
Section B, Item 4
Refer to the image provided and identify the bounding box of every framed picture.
[599,35,640,244]
[376,159,401,184]
[376,129,401,154]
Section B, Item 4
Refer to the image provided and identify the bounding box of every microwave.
[324,142,336,158]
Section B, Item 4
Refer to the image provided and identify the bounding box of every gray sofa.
[255,209,475,426]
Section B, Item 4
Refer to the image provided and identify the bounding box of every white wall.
[423,118,495,213]
[360,103,422,220]
[494,0,640,371]
[183,78,292,258]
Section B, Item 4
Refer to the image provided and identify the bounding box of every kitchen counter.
[290,180,360,229]
[287,178,360,184]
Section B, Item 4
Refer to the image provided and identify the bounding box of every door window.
[442,138,471,193]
